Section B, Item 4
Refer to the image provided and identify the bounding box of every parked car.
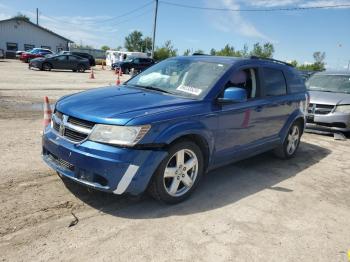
[299,70,317,82]
[20,48,53,63]
[16,50,25,58]
[59,51,96,66]
[305,71,350,133]
[112,57,154,74]
[0,49,4,59]
[29,54,90,72]
[42,56,307,204]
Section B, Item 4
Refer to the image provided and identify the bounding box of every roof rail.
[192,53,209,56]
[250,56,294,67]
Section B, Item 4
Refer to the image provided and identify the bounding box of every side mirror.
[217,87,247,104]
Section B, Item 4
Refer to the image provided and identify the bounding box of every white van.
[105,51,149,69]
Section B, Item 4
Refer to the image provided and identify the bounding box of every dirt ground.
[0,59,350,262]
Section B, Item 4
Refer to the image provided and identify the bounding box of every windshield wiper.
[133,84,174,94]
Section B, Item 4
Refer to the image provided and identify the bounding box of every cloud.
[205,0,270,40]
[18,11,121,48]
[240,0,350,8]
[241,0,301,7]
[299,0,350,8]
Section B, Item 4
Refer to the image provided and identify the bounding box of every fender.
[279,108,305,143]
[154,119,215,158]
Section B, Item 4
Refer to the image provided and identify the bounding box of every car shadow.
[30,68,89,73]
[62,141,330,218]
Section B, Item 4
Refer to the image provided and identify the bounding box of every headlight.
[89,124,151,146]
[335,105,350,113]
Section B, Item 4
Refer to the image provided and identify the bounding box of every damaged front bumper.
[42,127,167,195]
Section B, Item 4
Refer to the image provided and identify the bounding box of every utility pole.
[151,0,158,58]
[36,8,39,25]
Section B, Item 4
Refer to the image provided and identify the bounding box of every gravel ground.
[0,60,349,262]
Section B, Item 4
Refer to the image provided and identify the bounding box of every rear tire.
[42,63,52,71]
[274,122,302,159]
[77,64,85,73]
[148,140,204,204]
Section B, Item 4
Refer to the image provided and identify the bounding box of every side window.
[224,68,258,99]
[68,56,77,61]
[262,68,287,96]
[134,58,140,64]
[6,42,18,51]
[56,55,67,61]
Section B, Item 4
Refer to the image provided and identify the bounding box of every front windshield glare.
[126,58,230,98]
[306,75,350,93]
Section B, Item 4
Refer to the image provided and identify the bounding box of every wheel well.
[170,134,210,171]
[294,117,305,134]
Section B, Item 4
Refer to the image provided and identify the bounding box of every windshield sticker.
[176,85,202,96]
[217,64,224,67]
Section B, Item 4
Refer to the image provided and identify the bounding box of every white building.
[0,17,73,58]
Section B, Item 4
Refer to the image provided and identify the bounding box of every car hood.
[309,90,350,105]
[56,85,199,125]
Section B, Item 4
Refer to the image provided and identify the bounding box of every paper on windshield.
[176,85,202,96]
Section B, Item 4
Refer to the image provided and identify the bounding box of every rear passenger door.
[67,55,79,69]
[258,66,293,136]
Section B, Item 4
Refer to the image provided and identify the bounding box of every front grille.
[52,111,94,143]
[64,128,88,142]
[53,121,60,132]
[68,116,95,129]
[308,103,335,115]
[47,151,74,171]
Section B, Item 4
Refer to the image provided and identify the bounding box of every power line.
[42,1,153,25]
[159,1,350,12]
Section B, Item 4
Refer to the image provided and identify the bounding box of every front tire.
[148,140,204,204]
[274,122,301,159]
[42,63,52,71]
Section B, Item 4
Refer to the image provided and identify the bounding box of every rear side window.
[68,56,78,61]
[262,68,287,96]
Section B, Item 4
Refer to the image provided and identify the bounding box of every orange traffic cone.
[43,96,52,128]
[116,74,121,85]
[90,68,95,79]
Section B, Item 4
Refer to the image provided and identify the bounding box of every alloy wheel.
[163,149,198,197]
[286,125,300,155]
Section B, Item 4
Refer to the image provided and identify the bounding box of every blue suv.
[42,55,308,203]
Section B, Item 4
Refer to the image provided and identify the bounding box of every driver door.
[52,55,68,69]
[213,67,270,165]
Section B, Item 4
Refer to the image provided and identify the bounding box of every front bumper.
[42,127,167,195]
[306,112,350,132]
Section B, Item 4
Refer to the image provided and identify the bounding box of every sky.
[0,0,349,69]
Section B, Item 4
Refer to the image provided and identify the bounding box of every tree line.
[103,30,325,71]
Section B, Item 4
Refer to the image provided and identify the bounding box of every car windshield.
[126,58,230,99]
[124,57,134,62]
[306,74,350,94]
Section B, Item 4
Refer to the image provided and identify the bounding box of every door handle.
[255,106,263,112]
